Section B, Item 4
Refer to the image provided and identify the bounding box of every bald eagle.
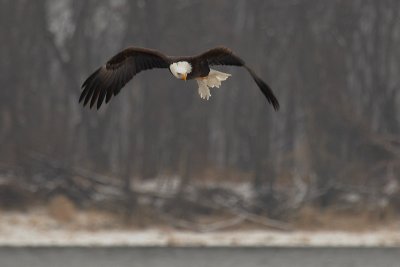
[79,46,279,110]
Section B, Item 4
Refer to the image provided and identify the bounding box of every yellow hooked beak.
[181,73,187,81]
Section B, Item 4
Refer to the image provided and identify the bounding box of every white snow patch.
[0,212,399,247]
[1,227,400,247]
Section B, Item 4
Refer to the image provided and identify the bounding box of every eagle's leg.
[196,69,231,100]
[196,79,211,100]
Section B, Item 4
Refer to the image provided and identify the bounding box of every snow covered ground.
[0,211,399,247]
[2,227,400,247]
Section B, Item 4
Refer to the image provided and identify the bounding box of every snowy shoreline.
[1,227,400,247]
[1,211,399,247]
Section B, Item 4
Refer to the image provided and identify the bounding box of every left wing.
[199,47,280,110]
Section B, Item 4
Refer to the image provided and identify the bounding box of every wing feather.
[199,47,279,110]
[80,47,170,109]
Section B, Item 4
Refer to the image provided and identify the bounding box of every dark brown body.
[168,57,210,79]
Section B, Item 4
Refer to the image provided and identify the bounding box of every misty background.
[1,0,400,229]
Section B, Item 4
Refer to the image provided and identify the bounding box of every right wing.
[79,47,170,109]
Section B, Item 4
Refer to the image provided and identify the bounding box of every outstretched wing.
[80,47,170,109]
[199,47,279,110]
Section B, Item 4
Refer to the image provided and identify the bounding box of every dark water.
[0,247,399,267]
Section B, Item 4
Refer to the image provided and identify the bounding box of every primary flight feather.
[80,46,279,110]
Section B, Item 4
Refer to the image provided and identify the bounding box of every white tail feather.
[196,69,231,100]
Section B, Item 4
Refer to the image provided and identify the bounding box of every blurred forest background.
[1,0,400,230]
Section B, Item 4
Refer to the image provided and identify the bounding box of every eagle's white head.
[169,61,192,80]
